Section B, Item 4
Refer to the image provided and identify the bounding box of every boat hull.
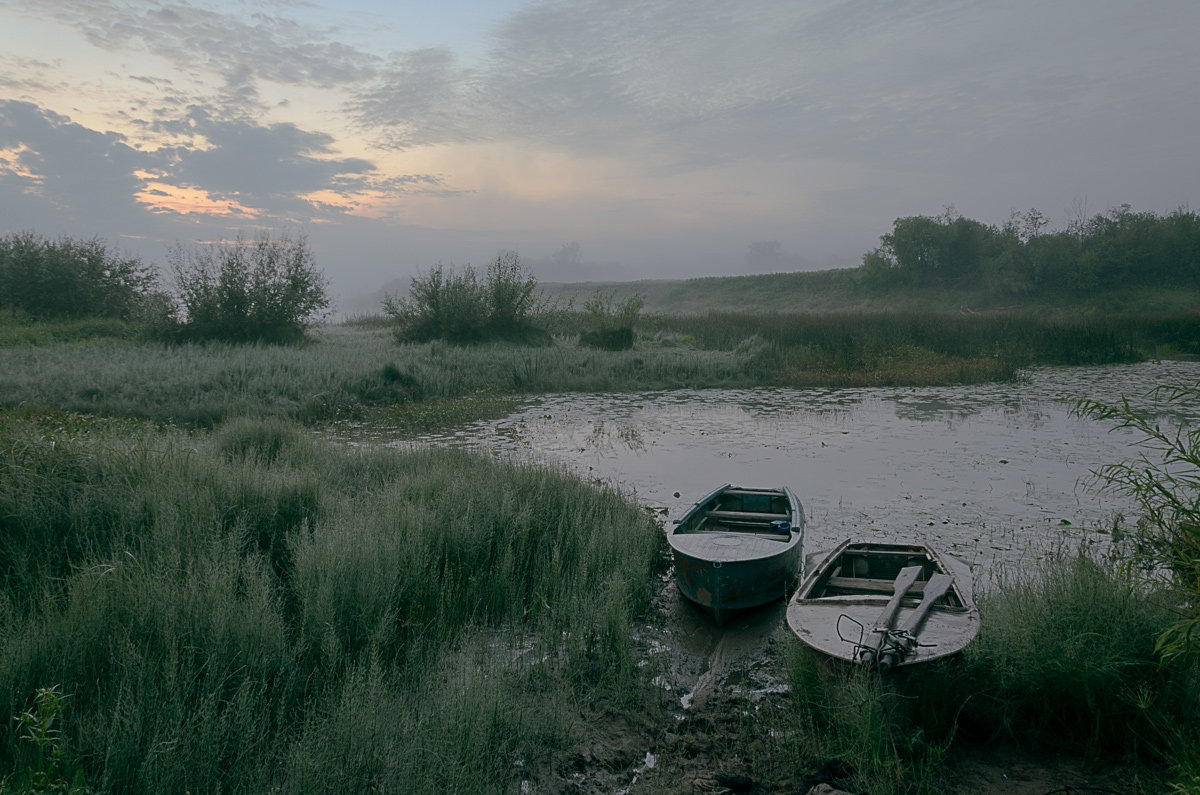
[786,541,979,667]
[668,484,804,625]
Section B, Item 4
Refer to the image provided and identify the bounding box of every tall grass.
[752,551,1200,794]
[1,312,1187,428]
[0,411,664,792]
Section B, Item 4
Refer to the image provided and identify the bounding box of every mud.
[551,572,1153,795]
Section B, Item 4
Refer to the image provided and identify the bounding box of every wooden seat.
[704,509,788,523]
[825,575,928,595]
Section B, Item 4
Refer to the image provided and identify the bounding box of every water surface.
[335,361,1200,576]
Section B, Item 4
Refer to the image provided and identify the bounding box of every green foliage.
[167,232,330,344]
[0,412,661,792]
[580,291,644,350]
[3,685,89,794]
[0,313,1191,427]
[0,232,157,322]
[0,314,135,347]
[952,554,1189,759]
[1078,384,1200,663]
[861,205,1200,297]
[383,251,548,344]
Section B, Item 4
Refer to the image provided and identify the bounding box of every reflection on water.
[330,361,1200,577]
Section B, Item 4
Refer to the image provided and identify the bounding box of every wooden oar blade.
[898,573,953,635]
[857,565,923,664]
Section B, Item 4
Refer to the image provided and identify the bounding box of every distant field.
[536,269,1200,316]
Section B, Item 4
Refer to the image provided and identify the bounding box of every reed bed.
[2,311,1187,429]
[0,412,663,792]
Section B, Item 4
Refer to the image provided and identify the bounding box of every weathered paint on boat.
[668,483,804,625]
[786,540,979,668]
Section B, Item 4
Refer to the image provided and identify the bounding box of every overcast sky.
[1,0,1197,304]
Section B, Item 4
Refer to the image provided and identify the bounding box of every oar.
[878,572,954,670]
[857,565,922,665]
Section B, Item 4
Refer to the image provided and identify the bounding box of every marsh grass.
[0,412,663,792]
[753,551,1200,794]
[0,313,134,347]
[0,312,1187,428]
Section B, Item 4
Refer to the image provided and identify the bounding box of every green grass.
[0,313,136,347]
[539,271,1200,317]
[0,411,665,792]
[742,552,1200,794]
[2,311,1191,429]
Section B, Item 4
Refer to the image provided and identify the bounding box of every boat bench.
[704,509,787,523]
[825,575,927,595]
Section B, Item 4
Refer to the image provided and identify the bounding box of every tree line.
[0,231,329,343]
[3,203,1196,344]
[859,205,1200,295]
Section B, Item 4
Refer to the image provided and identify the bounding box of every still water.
[338,361,1200,575]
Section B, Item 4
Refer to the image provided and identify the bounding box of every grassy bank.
[2,312,1190,428]
[0,412,664,792]
[695,552,1200,794]
[4,413,1199,791]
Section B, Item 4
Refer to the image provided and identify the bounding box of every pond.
[334,360,1200,577]
[330,360,1200,719]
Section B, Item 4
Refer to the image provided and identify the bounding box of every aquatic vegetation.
[1079,383,1200,664]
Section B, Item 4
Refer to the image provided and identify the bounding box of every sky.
[1,0,1197,308]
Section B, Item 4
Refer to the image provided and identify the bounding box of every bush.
[167,232,330,344]
[0,232,157,321]
[580,291,644,351]
[383,251,548,344]
[1078,385,1200,662]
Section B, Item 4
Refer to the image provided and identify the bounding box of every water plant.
[2,311,1188,430]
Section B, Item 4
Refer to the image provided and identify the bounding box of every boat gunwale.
[666,483,804,562]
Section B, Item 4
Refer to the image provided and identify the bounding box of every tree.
[168,232,329,344]
[0,232,156,320]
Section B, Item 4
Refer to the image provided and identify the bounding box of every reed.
[2,311,1181,429]
[0,411,662,792]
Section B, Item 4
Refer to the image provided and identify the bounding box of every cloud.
[24,0,381,88]
[343,0,1200,180]
[166,108,376,209]
[346,48,482,150]
[0,99,155,229]
[0,55,69,95]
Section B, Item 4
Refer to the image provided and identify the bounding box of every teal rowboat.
[668,484,804,625]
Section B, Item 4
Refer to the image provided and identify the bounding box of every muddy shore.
[544,571,1152,795]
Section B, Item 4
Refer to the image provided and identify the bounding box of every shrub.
[382,251,548,344]
[167,232,330,344]
[0,232,157,321]
[580,291,644,350]
[1078,384,1200,662]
